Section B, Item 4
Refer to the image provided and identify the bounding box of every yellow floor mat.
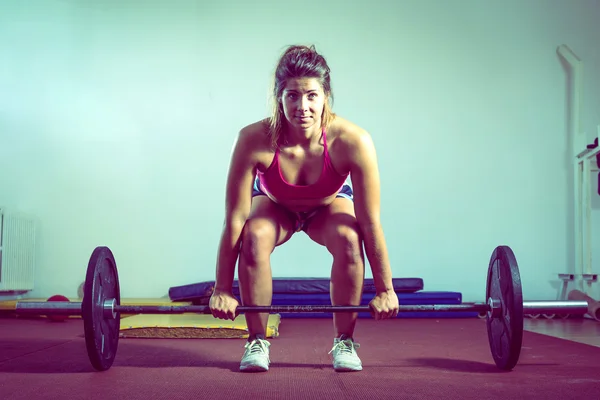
[2,297,282,338]
[119,313,281,339]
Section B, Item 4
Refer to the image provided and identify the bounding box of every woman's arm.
[345,129,395,294]
[214,126,258,293]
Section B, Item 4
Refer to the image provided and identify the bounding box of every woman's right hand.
[209,290,240,320]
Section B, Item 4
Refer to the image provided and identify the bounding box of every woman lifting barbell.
[208,44,400,373]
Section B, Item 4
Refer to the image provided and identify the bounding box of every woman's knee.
[326,220,364,265]
[240,218,277,266]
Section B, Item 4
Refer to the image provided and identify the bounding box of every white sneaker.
[240,338,271,372]
[329,335,362,372]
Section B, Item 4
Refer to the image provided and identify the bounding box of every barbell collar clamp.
[104,298,117,320]
[487,297,502,318]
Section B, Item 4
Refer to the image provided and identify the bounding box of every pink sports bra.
[257,128,348,202]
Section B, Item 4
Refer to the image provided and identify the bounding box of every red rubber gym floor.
[1,317,599,399]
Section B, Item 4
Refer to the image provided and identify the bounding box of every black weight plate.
[82,246,121,371]
[486,245,524,370]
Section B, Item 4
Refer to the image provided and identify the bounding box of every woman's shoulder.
[239,118,270,138]
[236,118,273,150]
[327,116,371,148]
[231,119,277,172]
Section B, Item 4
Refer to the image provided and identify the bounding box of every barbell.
[10,245,595,372]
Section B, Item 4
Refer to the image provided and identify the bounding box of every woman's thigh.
[245,195,297,247]
[304,197,360,248]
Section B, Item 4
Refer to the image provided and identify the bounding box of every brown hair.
[266,45,336,148]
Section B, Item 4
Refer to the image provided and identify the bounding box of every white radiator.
[0,208,37,292]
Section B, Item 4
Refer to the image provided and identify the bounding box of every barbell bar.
[7,245,598,373]
[14,300,590,316]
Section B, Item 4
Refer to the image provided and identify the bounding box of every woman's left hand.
[368,289,400,320]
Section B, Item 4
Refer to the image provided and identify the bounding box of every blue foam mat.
[271,291,478,318]
[169,277,424,302]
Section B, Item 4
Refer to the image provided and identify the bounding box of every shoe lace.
[245,338,270,356]
[328,339,360,355]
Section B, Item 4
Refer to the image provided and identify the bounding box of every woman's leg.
[304,198,365,339]
[238,195,295,340]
